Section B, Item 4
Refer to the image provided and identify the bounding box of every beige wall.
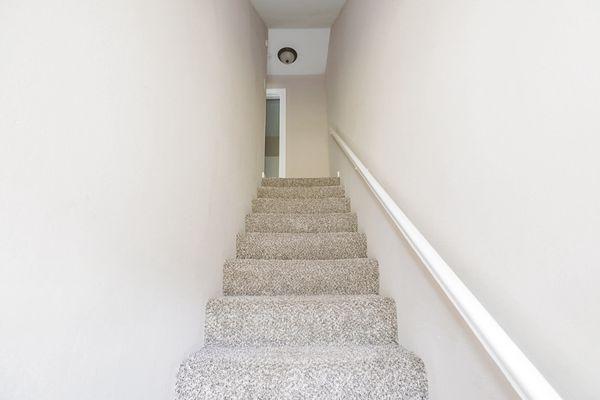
[0,1,266,399]
[267,75,329,177]
[327,1,600,399]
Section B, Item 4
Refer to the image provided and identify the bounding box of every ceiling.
[251,0,346,28]
[267,29,330,75]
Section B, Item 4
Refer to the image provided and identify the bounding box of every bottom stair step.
[176,344,428,400]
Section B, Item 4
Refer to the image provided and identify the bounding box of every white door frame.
[266,88,286,178]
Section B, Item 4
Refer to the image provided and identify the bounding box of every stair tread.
[223,258,378,295]
[205,295,397,347]
[236,232,367,260]
[252,197,351,214]
[177,344,428,400]
[257,185,345,198]
[245,212,358,233]
[262,177,340,187]
[237,231,366,238]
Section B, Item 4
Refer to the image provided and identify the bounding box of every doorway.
[265,88,286,177]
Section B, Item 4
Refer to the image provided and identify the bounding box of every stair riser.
[252,198,350,214]
[223,259,379,295]
[236,233,367,260]
[205,296,397,347]
[257,186,345,199]
[262,177,340,187]
[245,213,358,233]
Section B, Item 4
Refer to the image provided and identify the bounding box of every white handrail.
[330,128,562,400]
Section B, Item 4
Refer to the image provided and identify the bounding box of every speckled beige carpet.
[176,177,428,399]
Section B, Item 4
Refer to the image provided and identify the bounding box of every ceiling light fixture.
[277,47,298,65]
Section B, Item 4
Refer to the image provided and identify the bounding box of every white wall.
[327,1,600,399]
[268,75,329,177]
[0,1,266,399]
[330,144,517,399]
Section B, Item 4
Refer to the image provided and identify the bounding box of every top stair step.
[262,177,340,187]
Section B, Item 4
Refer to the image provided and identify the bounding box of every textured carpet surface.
[252,197,351,214]
[223,258,378,295]
[245,212,358,233]
[236,232,367,260]
[176,177,428,399]
[257,185,345,198]
[177,345,427,400]
[261,177,340,187]
[205,295,397,347]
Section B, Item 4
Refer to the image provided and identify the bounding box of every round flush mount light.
[277,47,298,65]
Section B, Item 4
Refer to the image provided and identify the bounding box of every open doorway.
[265,88,286,177]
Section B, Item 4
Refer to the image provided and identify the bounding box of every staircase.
[176,177,428,399]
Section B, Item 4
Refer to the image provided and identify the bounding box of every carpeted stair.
[223,258,378,296]
[245,212,358,233]
[236,232,367,260]
[176,177,428,399]
[252,197,351,214]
